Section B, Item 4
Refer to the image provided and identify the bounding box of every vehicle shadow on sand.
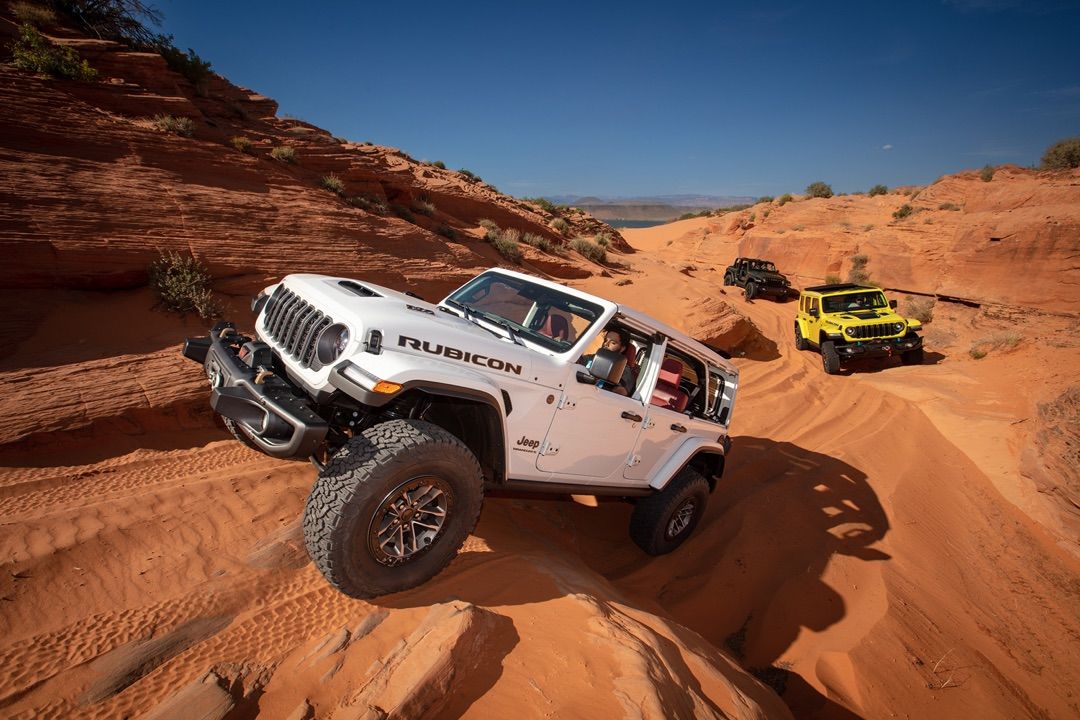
[375,436,886,717]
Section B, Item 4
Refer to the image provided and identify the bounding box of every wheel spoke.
[368,477,451,565]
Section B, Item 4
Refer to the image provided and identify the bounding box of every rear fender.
[649,437,728,491]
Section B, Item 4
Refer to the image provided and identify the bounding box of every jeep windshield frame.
[444,271,604,352]
[822,291,889,313]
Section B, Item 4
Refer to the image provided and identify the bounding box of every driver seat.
[650,358,689,412]
[542,313,570,341]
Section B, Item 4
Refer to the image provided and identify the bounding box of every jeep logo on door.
[513,435,540,453]
[397,335,523,375]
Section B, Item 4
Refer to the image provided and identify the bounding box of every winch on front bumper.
[182,322,327,459]
[835,333,922,360]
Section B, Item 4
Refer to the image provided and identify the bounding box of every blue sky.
[158,0,1080,198]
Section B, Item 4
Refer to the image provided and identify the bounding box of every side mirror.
[579,347,627,385]
[889,299,898,309]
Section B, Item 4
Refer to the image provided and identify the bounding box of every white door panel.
[537,383,645,478]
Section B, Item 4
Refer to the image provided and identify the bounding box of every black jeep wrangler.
[722,257,792,300]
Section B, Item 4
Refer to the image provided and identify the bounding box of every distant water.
[608,219,671,229]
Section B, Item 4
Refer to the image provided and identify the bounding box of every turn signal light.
[372,381,402,394]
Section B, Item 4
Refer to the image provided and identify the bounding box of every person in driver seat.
[580,327,636,396]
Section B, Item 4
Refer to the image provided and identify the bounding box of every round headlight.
[317,324,350,363]
[845,327,855,336]
[894,322,905,333]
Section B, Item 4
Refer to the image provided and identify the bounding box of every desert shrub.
[777,193,793,205]
[270,145,296,163]
[716,204,751,214]
[903,296,936,323]
[524,197,559,214]
[413,197,436,216]
[825,274,842,284]
[847,254,871,284]
[571,236,606,264]
[391,204,415,222]
[550,217,570,234]
[594,232,612,247]
[938,202,960,211]
[478,218,499,232]
[459,168,480,182]
[868,184,888,196]
[758,195,774,204]
[230,136,252,153]
[980,164,994,182]
[431,160,446,169]
[892,204,913,220]
[970,330,1021,358]
[156,41,211,92]
[435,224,456,240]
[747,213,756,223]
[320,173,345,196]
[11,1,57,25]
[1040,137,1080,170]
[805,181,833,199]
[521,232,553,252]
[149,251,220,318]
[10,23,98,80]
[54,0,164,46]
[346,195,386,214]
[763,209,770,218]
[153,113,193,137]
[488,231,522,263]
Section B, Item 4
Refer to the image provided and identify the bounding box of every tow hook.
[254,369,274,385]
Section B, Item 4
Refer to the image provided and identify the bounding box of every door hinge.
[626,454,641,467]
[557,396,576,410]
[541,442,559,456]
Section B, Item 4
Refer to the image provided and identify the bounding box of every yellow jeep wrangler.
[794,284,924,374]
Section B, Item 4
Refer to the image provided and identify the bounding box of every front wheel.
[303,419,484,598]
[745,282,757,300]
[629,467,709,555]
[723,272,733,286]
[794,323,810,351]
[821,340,841,374]
[902,346,924,365]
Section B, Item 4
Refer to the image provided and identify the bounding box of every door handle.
[671,423,687,433]
[621,411,643,422]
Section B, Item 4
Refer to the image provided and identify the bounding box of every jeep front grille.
[262,286,333,367]
[849,323,896,339]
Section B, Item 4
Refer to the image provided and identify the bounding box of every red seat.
[650,358,689,412]
[542,314,570,341]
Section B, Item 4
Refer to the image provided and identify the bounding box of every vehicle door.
[736,261,748,283]
[536,363,648,481]
[622,344,715,482]
[806,296,822,344]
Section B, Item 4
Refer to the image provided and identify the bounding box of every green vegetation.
[825,274,842,284]
[571,236,606,264]
[346,195,386,214]
[903,296,935,323]
[757,195,774,203]
[270,146,296,163]
[892,204,913,220]
[1040,137,1080,170]
[153,114,193,137]
[763,209,771,218]
[459,168,481,182]
[594,231,612,247]
[478,218,499,232]
[320,173,345,196]
[868,184,888,196]
[521,232,554,253]
[805,181,833,199]
[847,254,871,285]
[980,164,994,182]
[413,196,436,216]
[391,204,415,222]
[524,197,559,214]
[678,210,712,220]
[747,213,756,223]
[157,42,212,94]
[938,202,960,211]
[11,1,57,25]
[550,217,570,234]
[435,224,457,240]
[149,251,220,319]
[431,160,446,169]
[9,23,98,80]
[483,225,522,263]
[777,193,793,205]
[230,136,252,153]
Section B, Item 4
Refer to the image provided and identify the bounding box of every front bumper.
[835,334,922,360]
[182,322,328,459]
[756,284,791,297]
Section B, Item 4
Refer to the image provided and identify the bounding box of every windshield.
[445,272,604,351]
[822,291,888,313]
[750,261,777,272]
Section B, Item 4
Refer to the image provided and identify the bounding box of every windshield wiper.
[483,314,525,346]
[444,298,477,320]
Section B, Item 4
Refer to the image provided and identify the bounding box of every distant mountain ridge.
[546,194,758,222]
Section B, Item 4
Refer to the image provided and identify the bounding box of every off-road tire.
[745,282,758,300]
[629,467,709,556]
[821,340,841,374]
[222,417,261,452]
[723,272,733,286]
[794,323,810,351]
[901,346,924,365]
[303,419,484,598]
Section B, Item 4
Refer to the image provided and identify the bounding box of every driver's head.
[602,327,630,353]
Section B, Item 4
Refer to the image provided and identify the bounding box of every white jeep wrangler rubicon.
[183,268,739,598]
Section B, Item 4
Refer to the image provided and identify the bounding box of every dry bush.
[270,145,296,163]
[489,233,522,263]
[11,2,56,25]
[149,251,220,319]
[521,232,553,253]
[571,237,606,264]
[970,330,1021,358]
[903,296,936,323]
[320,174,345,195]
[479,218,499,232]
[346,195,386,214]
[230,136,252,153]
[550,217,570,234]
[413,198,436,216]
[1040,137,1080,170]
[153,114,193,137]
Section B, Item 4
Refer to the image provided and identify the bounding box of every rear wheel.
[821,340,841,374]
[303,419,484,598]
[794,323,810,351]
[902,346,924,365]
[629,467,709,556]
[745,282,758,300]
[723,272,733,286]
